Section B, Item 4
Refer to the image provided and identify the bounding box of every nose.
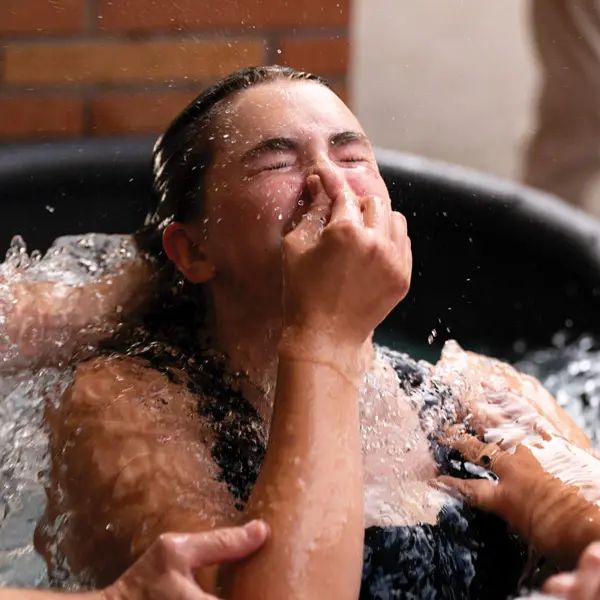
[308,155,346,201]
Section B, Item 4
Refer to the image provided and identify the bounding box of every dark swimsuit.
[131,341,528,600]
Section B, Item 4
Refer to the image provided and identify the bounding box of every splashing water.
[0,233,138,588]
[516,335,600,448]
[0,367,72,587]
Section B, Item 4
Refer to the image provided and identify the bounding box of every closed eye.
[263,161,293,171]
[341,156,368,163]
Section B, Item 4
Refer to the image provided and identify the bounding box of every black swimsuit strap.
[103,342,267,509]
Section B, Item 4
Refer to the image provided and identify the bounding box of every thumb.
[436,475,498,512]
[289,175,333,241]
[543,573,575,597]
[184,521,269,568]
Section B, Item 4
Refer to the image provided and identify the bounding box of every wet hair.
[136,65,329,257]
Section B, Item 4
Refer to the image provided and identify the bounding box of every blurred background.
[0,0,598,214]
[354,1,536,193]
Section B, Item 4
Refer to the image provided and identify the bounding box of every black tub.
[1,137,600,361]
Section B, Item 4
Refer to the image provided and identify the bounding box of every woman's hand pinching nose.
[281,169,412,357]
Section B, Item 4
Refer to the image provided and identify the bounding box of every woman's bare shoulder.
[69,355,202,424]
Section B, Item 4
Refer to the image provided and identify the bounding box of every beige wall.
[352,0,539,182]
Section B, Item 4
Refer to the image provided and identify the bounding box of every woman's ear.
[162,223,216,284]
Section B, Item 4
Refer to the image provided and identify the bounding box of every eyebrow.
[241,130,370,163]
[330,130,370,147]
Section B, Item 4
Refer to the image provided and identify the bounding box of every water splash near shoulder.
[0,366,73,587]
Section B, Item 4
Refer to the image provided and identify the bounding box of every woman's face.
[195,79,390,304]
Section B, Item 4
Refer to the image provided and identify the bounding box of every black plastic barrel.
[1,137,600,361]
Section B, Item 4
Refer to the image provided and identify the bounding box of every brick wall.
[0,0,350,140]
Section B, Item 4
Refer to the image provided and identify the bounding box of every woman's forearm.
[227,343,365,600]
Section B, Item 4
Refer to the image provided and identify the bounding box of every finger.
[436,476,498,511]
[361,195,377,228]
[439,423,467,441]
[177,521,270,569]
[579,542,600,567]
[513,443,543,464]
[329,178,362,224]
[390,212,407,248]
[168,573,213,600]
[391,212,412,275]
[451,434,507,472]
[290,175,333,240]
[361,196,391,238]
[543,573,575,596]
[570,543,600,600]
[405,235,413,280]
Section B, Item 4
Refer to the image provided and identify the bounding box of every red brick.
[279,37,349,75]
[0,0,84,36]
[90,90,200,135]
[98,0,350,32]
[0,96,83,139]
[3,40,265,85]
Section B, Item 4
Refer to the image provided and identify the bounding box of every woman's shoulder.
[70,354,202,421]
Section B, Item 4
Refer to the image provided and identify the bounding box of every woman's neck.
[208,300,281,422]
[207,293,377,424]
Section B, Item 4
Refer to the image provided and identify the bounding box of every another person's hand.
[544,542,600,599]
[280,174,411,374]
[437,434,600,569]
[103,521,269,600]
